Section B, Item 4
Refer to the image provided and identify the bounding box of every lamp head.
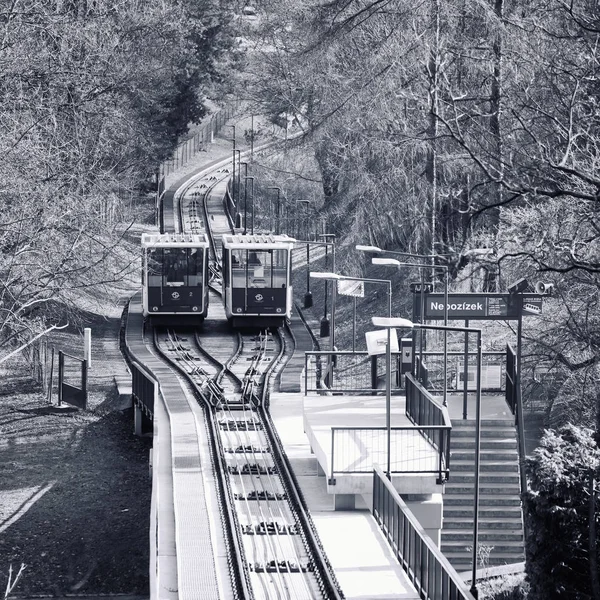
[372,257,401,267]
[310,271,341,280]
[508,278,529,294]
[372,317,414,329]
[356,244,383,253]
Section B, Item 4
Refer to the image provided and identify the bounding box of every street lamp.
[316,273,392,351]
[268,187,282,234]
[229,125,236,207]
[235,149,241,205]
[372,256,449,405]
[243,176,254,235]
[310,271,340,385]
[373,316,483,598]
[318,234,336,338]
[298,201,313,308]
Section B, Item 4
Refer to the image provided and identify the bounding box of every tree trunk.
[589,470,600,600]
[426,0,440,258]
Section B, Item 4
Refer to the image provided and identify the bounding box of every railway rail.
[129,156,343,599]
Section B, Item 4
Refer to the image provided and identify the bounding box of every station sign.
[337,279,364,298]
[415,293,544,320]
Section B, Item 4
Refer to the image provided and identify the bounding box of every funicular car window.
[147,249,162,287]
[231,248,288,289]
[188,248,203,286]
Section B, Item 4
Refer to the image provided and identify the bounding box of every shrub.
[523,424,600,599]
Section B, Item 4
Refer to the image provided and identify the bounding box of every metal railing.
[405,374,451,481]
[330,426,450,483]
[304,350,404,394]
[131,359,157,420]
[418,350,506,392]
[372,465,476,600]
[506,344,517,415]
[158,104,238,180]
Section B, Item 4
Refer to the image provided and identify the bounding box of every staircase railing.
[373,464,476,600]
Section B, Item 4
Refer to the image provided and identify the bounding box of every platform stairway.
[441,418,525,572]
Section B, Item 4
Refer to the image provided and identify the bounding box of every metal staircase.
[442,419,525,572]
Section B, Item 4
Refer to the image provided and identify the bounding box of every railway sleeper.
[228,464,277,475]
[225,445,270,453]
[234,490,287,501]
[242,522,298,535]
[251,561,313,574]
[220,420,262,430]
[221,402,254,411]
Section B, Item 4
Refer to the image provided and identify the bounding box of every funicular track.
[141,160,343,599]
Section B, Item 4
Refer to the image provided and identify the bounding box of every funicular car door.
[161,248,204,311]
[244,249,287,313]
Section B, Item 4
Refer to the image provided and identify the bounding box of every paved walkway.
[442,392,514,421]
[270,392,420,599]
[440,391,546,454]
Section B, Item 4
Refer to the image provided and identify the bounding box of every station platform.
[270,391,420,599]
[301,394,442,499]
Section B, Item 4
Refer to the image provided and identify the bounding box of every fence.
[405,374,451,482]
[330,425,450,483]
[131,360,157,420]
[304,351,404,394]
[372,465,476,600]
[505,344,517,415]
[155,104,238,225]
[158,105,238,180]
[58,351,88,409]
[417,351,505,392]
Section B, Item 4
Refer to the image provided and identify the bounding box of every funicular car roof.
[141,232,209,248]
[221,234,295,249]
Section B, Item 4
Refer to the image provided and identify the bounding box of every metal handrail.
[405,374,452,482]
[372,465,476,600]
[330,424,451,482]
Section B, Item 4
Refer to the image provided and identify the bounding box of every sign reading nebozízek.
[415,293,544,320]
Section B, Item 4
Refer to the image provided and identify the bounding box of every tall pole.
[244,176,253,235]
[304,242,312,308]
[463,319,469,419]
[516,311,527,496]
[250,178,255,234]
[324,242,329,319]
[230,125,236,207]
[268,187,281,235]
[236,149,241,206]
[470,330,483,599]
[386,326,392,478]
[419,269,425,378]
[352,297,357,352]
[443,266,448,406]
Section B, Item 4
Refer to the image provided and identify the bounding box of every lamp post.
[315,273,392,351]
[372,257,448,405]
[318,234,336,338]
[239,162,249,231]
[298,200,312,307]
[310,271,340,386]
[235,149,241,205]
[243,176,254,235]
[373,316,483,597]
[267,187,281,235]
[229,125,236,207]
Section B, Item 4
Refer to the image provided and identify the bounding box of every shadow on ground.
[0,391,151,597]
